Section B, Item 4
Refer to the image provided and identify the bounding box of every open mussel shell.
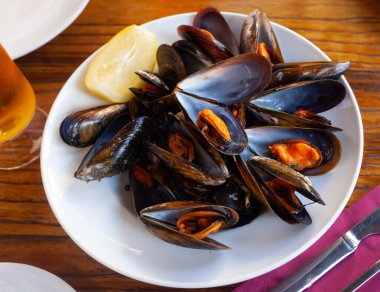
[157,44,187,90]
[75,116,156,181]
[193,7,240,55]
[271,61,350,88]
[234,154,311,224]
[129,165,178,214]
[246,127,342,175]
[145,141,226,186]
[163,113,229,178]
[135,70,170,92]
[250,80,346,114]
[210,177,263,227]
[175,91,248,155]
[247,155,325,205]
[140,201,239,250]
[240,9,284,64]
[172,40,213,75]
[177,25,233,62]
[247,104,342,131]
[60,103,129,148]
[177,53,272,105]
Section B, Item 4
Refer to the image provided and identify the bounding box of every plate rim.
[41,11,364,288]
[0,262,75,291]
[4,0,89,59]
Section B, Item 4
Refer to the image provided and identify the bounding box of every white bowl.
[41,12,363,288]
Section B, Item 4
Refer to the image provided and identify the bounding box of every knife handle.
[271,237,355,292]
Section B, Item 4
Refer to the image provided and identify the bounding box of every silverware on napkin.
[271,207,380,292]
[342,259,380,292]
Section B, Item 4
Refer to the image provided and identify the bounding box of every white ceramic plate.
[41,12,363,288]
[0,0,89,59]
[0,263,75,292]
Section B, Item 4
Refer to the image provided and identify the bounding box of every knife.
[342,259,380,292]
[272,207,380,292]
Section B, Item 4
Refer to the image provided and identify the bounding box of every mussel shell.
[240,9,284,63]
[177,53,272,105]
[75,116,156,181]
[140,201,239,250]
[193,7,240,55]
[76,112,131,172]
[172,40,213,75]
[234,154,311,224]
[250,80,346,114]
[248,104,342,131]
[128,98,152,120]
[247,155,324,205]
[210,177,263,227]
[60,103,129,148]
[270,61,350,88]
[130,165,178,214]
[163,114,229,178]
[145,141,226,186]
[245,126,342,175]
[175,91,248,155]
[250,165,312,224]
[157,44,187,90]
[135,70,170,92]
[177,25,233,62]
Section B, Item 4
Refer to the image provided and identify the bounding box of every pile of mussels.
[60,7,349,250]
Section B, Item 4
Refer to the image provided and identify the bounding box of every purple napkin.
[234,186,380,291]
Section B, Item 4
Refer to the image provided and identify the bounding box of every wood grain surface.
[1,0,380,291]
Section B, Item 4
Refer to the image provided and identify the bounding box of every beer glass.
[0,45,46,170]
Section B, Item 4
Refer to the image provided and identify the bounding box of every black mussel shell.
[177,53,272,105]
[193,7,240,55]
[270,61,350,88]
[175,91,248,155]
[245,126,341,175]
[157,44,187,90]
[140,201,239,250]
[247,155,324,205]
[129,165,178,214]
[177,25,233,62]
[240,9,284,64]
[234,154,311,224]
[145,141,226,186]
[135,70,170,92]
[128,98,152,120]
[75,116,156,181]
[210,177,263,227]
[60,103,129,148]
[247,104,342,131]
[162,113,229,178]
[76,112,131,172]
[250,80,346,114]
[172,40,213,75]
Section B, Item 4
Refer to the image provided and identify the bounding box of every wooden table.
[1,0,379,291]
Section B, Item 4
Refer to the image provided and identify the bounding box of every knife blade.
[271,207,380,292]
[342,259,380,292]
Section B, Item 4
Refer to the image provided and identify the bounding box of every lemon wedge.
[85,25,157,103]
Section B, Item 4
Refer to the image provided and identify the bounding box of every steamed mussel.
[59,6,350,250]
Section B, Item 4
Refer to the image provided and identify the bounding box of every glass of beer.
[0,44,46,170]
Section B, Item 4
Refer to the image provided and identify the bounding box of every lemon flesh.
[85,25,157,103]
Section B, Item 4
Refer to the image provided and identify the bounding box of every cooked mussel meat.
[246,126,341,175]
[140,201,239,249]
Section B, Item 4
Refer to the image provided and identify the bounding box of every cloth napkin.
[234,186,380,292]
